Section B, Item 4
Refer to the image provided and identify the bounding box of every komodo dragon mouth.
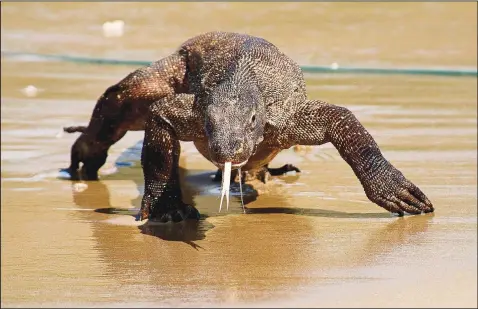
[216,161,247,214]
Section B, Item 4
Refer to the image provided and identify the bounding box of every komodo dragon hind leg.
[62,53,188,181]
[267,164,301,176]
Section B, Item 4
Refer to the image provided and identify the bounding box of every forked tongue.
[219,162,246,213]
[219,162,232,212]
[238,168,245,213]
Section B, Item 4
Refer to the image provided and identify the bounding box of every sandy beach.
[1,3,477,308]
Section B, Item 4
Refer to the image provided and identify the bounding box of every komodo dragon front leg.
[63,53,187,180]
[280,100,434,216]
[139,94,203,222]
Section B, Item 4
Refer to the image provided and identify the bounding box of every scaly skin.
[63,31,434,222]
[63,53,187,180]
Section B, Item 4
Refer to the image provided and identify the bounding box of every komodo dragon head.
[203,71,266,212]
[204,76,265,171]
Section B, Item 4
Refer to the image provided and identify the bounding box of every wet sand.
[1,3,477,308]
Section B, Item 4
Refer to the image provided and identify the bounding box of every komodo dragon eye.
[250,114,256,127]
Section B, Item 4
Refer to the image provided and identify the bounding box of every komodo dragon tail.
[63,126,87,133]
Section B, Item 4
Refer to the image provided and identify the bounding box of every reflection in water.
[364,214,435,254]
[138,221,210,250]
[65,149,434,303]
[70,165,215,248]
[71,180,112,209]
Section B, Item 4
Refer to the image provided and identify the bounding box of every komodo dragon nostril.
[212,144,221,154]
[234,141,244,154]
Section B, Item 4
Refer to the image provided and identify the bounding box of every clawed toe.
[373,191,434,216]
[364,167,434,216]
[147,205,200,223]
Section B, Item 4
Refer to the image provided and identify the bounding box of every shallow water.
[1,2,477,308]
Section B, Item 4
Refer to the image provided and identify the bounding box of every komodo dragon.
[63,31,434,222]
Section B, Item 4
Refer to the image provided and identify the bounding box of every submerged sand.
[1,2,477,308]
